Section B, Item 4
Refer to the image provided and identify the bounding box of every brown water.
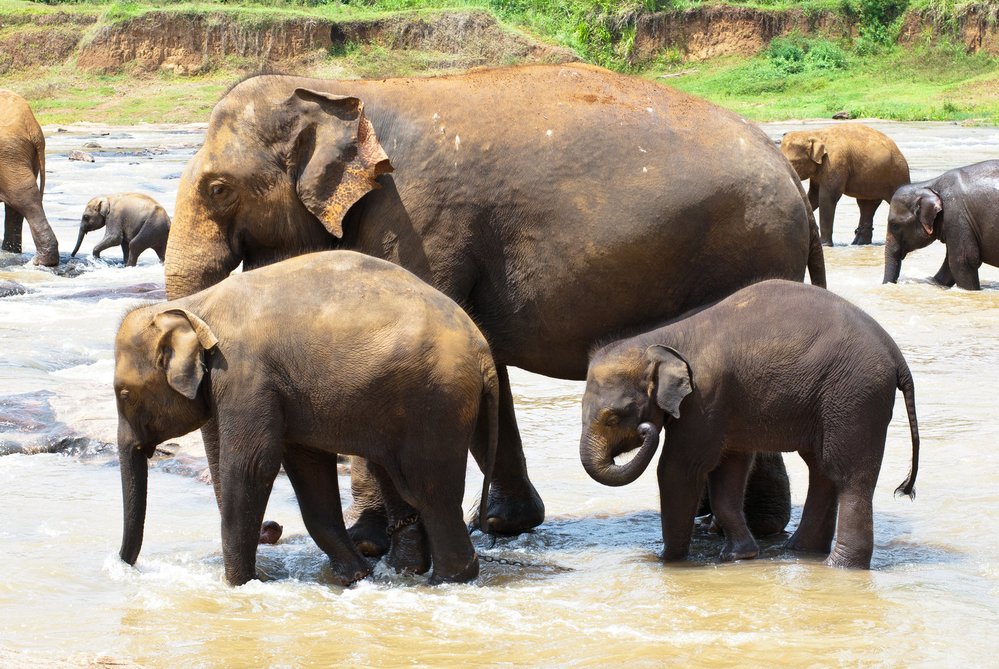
[1,121,998,667]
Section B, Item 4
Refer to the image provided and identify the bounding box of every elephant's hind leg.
[853,199,880,245]
[365,460,431,576]
[785,449,837,555]
[346,456,391,557]
[283,448,372,586]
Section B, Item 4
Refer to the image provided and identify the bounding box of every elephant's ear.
[288,88,394,239]
[98,198,110,217]
[152,308,219,400]
[645,345,693,420]
[808,138,826,165]
[918,190,943,237]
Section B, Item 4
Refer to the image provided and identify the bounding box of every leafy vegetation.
[0,0,997,124]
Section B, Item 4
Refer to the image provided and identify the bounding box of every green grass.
[1,0,998,124]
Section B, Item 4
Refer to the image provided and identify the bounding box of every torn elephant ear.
[291,88,394,239]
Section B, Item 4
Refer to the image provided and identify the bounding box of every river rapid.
[1,121,997,667]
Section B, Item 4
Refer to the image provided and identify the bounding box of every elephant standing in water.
[163,63,826,555]
[0,90,58,266]
[71,193,170,265]
[884,160,999,290]
[579,280,920,568]
[781,124,909,246]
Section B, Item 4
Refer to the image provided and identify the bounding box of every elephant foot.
[852,228,873,245]
[347,509,390,557]
[328,557,373,587]
[427,554,479,585]
[824,546,872,569]
[719,537,760,562]
[385,519,431,576]
[32,250,59,267]
[784,530,832,556]
[470,480,545,535]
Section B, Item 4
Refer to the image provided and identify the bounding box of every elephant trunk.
[164,192,239,299]
[118,420,149,566]
[580,422,661,487]
[70,226,86,257]
[883,234,906,284]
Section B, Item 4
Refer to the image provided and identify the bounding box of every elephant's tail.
[478,358,499,535]
[806,210,827,288]
[36,138,45,198]
[894,362,920,500]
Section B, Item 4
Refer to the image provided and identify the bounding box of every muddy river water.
[1,120,998,667]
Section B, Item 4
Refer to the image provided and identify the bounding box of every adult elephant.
[781,124,909,246]
[165,64,826,551]
[884,160,999,290]
[0,90,58,266]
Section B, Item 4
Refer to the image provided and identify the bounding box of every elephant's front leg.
[218,426,283,586]
[2,204,23,253]
[472,365,545,535]
[92,230,122,260]
[283,448,372,586]
[946,232,982,290]
[708,451,759,561]
[817,188,842,246]
[657,452,707,562]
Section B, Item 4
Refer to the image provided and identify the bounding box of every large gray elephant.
[0,90,58,266]
[71,193,170,265]
[163,63,826,554]
[884,160,999,290]
[579,279,920,568]
[115,251,498,586]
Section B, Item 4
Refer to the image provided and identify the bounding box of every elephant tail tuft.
[894,362,919,500]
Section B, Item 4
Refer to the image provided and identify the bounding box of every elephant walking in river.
[162,63,826,555]
[0,90,58,266]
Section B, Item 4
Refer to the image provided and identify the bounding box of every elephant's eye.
[209,182,228,198]
[600,409,622,426]
[119,389,131,403]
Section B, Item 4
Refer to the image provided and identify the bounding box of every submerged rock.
[0,390,111,456]
[68,150,95,162]
[0,279,29,297]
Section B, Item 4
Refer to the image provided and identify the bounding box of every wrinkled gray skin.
[164,64,826,557]
[580,280,920,568]
[115,251,498,586]
[0,90,58,266]
[72,193,170,266]
[884,160,999,290]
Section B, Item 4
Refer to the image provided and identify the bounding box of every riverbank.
[0,0,997,123]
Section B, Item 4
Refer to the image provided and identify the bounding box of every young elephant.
[884,160,999,290]
[71,193,170,265]
[114,251,498,586]
[781,124,909,246]
[579,279,920,569]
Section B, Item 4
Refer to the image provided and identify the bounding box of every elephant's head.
[883,185,941,284]
[165,76,393,299]
[114,305,218,566]
[71,196,110,257]
[579,344,693,487]
[779,131,826,181]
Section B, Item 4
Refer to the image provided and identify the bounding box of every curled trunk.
[118,423,149,566]
[580,422,661,487]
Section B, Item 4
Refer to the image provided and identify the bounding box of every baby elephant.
[579,279,919,569]
[72,193,170,265]
[781,124,909,246]
[114,251,498,586]
[884,159,999,290]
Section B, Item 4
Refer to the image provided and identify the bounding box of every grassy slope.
[1,0,997,124]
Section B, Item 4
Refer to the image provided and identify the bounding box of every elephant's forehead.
[588,355,642,387]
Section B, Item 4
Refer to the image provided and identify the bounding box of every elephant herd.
[0,62,991,586]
